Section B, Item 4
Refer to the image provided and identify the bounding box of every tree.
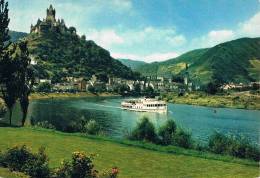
[130,117,157,142]
[132,83,141,96]
[158,120,177,145]
[16,41,35,126]
[0,0,18,125]
[36,82,52,92]
[0,45,20,125]
[144,86,155,98]
[0,0,10,52]
[205,82,218,95]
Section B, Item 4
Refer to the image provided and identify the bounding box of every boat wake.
[94,104,122,109]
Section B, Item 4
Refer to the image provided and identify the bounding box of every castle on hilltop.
[30,5,74,34]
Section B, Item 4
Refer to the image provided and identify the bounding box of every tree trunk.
[9,108,12,126]
[20,96,29,127]
[21,109,27,126]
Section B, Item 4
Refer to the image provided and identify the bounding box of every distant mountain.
[9,30,28,42]
[136,48,208,77]
[10,5,137,82]
[137,37,260,84]
[117,58,147,71]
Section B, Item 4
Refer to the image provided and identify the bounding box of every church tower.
[46,4,56,22]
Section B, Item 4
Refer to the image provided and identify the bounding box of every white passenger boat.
[121,98,167,113]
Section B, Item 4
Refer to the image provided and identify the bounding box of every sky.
[8,0,260,62]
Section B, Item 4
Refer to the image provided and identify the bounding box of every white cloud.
[167,35,187,46]
[191,30,235,48]
[86,26,185,62]
[239,11,260,37]
[86,29,124,48]
[112,52,179,62]
[188,11,260,50]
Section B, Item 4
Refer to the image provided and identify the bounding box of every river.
[10,96,260,145]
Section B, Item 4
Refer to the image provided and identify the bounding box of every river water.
[11,96,260,144]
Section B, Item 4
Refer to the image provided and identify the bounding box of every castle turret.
[46,4,56,22]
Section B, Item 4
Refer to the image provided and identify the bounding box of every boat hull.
[121,106,167,113]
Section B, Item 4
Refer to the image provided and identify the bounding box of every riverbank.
[162,91,260,110]
[29,92,120,100]
[0,127,258,177]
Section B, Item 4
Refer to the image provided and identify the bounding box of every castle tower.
[46,4,56,22]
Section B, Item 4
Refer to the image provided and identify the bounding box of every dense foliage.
[209,132,260,161]
[0,145,119,178]
[136,38,260,84]
[130,117,193,148]
[0,145,50,178]
[158,120,177,145]
[84,119,100,135]
[25,29,137,81]
[8,30,27,42]
[0,1,34,126]
[129,117,259,161]
[130,117,157,142]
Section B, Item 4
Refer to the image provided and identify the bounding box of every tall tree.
[16,41,35,126]
[0,0,17,125]
[0,0,10,52]
[0,45,20,125]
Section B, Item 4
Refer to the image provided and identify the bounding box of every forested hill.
[136,37,260,84]
[25,31,137,81]
[9,30,28,42]
[117,58,147,70]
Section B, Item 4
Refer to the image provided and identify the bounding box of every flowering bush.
[100,167,119,178]
[52,152,98,178]
[71,151,97,178]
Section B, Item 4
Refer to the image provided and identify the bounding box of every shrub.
[0,101,7,117]
[84,119,100,135]
[173,128,193,149]
[130,117,157,143]
[22,147,50,178]
[53,160,72,178]
[158,120,177,145]
[2,145,32,171]
[36,82,52,93]
[208,132,260,161]
[100,167,119,178]
[208,132,229,154]
[1,145,118,178]
[53,152,98,178]
[1,145,50,178]
[34,121,56,130]
[0,151,5,167]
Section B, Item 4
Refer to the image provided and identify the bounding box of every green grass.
[0,168,28,178]
[0,127,259,177]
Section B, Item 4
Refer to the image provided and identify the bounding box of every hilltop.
[136,38,260,84]
[117,58,147,70]
[9,30,28,42]
[15,5,137,82]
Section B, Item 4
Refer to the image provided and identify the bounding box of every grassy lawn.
[0,168,28,178]
[0,127,259,178]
